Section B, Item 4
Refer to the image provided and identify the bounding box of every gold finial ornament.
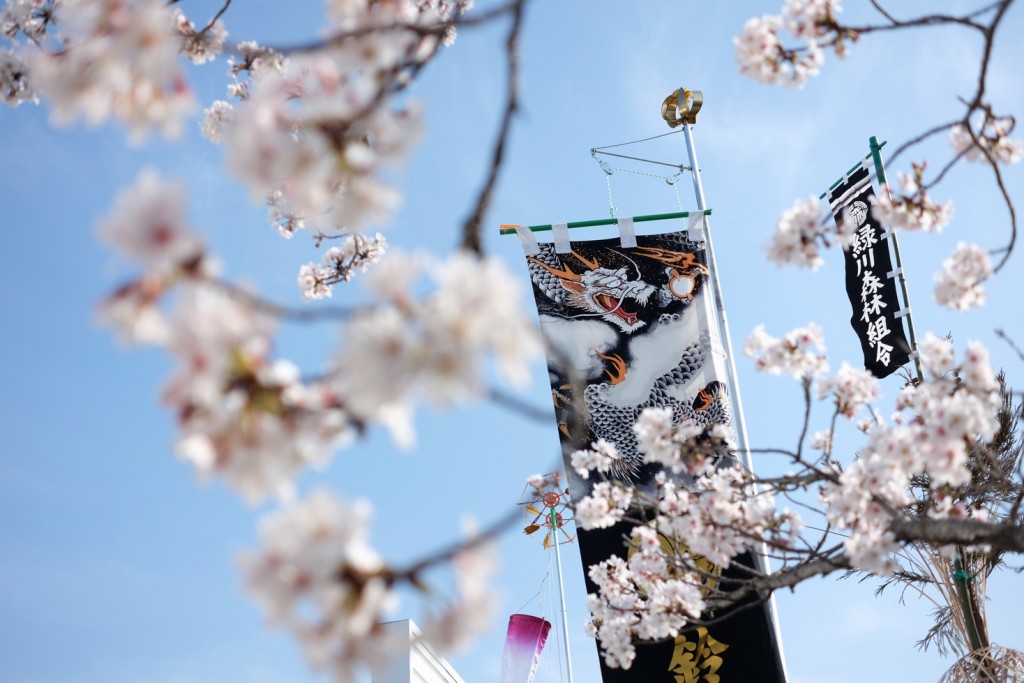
[661,87,703,128]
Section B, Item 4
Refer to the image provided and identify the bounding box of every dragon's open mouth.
[595,293,639,327]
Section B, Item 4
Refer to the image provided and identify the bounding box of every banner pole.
[869,137,992,654]
[676,95,790,682]
[868,135,925,383]
[549,507,574,683]
[679,121,754,473]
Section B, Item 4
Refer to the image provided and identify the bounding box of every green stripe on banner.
[499,209,711,235]
[818,139,887,199]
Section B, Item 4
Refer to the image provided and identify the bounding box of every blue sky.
[1,1,1023,682]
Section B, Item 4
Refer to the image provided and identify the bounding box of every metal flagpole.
[661,88,753,472]
[868,135,924,383]
[869,135,992,653]
[549,506,574,683]
[663,86,790,681]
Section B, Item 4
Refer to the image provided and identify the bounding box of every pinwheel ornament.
[518,473,575,549]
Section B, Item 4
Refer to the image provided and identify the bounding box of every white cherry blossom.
[2,0,53,42]
[218,2,440,237]
[764,196,829,270]
[918,332,956,376]
[199,99,233,142]
[782,0,841,40]
[97,275,172,345]
[96,168,202,271]
[820,340,1000,574]
[570,438,620,479]
[172,7,226,65]
[817,362,879,418]
[575,481,633,530]
[421,527,498,652]
[0,48,34,104]
[734,14,824,88]
[933,242,993,311]
[744,323,829,378]
[163,284,355,502]
[949,118,1024,165]
[333,251,539,445]
[633,407,716,476]
[297,232,388,300]
[28,0,194,139]
[870,171,954,233]
[239,489,400,681]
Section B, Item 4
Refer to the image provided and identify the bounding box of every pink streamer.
[500,614,552,683]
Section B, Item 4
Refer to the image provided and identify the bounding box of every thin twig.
[924,150,967,190]
[265,2,520,55]
[889,119,962,166]
[208,278,357,322]
[837,13,987,35]
[868,0,898,24]
[459,0,526,254]
[198,0,232,36]
[996,329,1024,363]
[487,386,553,423]
[393,504,523,580]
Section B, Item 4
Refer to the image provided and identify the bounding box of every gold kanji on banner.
[668,626,729,683]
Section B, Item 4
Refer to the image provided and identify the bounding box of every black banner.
[828,166,912,378]
[521,228,786,681]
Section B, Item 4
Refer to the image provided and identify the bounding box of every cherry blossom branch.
[197,0,232,36]
[267,2,519,55]
[867,0,898,24]
[832,0,1009,36]
[459,0,526,254]
[392,504,523,581]
[995,329,1024,363]
[887,119,962,167]
[791,377,813,461]
[890,517,1024,554]
[980,147,1018,272]
[923,149,968,191]
[487,386,554,423]
[878,2,1013,160]
[207,277,357,321]
[707,555,849,616]
[839,13,985,33]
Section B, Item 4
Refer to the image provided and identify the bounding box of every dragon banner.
[518,223,787,681]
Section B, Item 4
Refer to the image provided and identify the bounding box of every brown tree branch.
[198,0,232,36]
[890,517,1024,554]
[392,503,523,581]
[458,0,527,254]
[206,277,358,322]
[266,2,520,55]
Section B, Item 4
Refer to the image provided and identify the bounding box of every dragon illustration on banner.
[525,230,734,500]
[519,227,789,683]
